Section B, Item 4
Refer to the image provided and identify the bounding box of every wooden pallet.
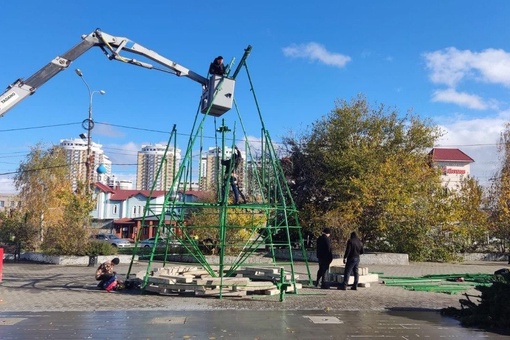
[141,265,299,296]
[236,266,299,281]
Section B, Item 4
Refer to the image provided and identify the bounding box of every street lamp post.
[75,69,105,193]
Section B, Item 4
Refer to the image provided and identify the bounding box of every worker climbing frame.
[126,46,313,298]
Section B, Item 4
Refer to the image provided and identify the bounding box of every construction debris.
[135,265,302,297]
[328,266,379,288]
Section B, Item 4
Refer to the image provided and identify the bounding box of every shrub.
[41,223,89,256]
[86,240,117,256]
[441,270,510,333]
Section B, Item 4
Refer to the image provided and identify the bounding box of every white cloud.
[0,176,17,194]
[431,88,488,110]
[95,123,125,138]
[436,114,509,187]
[282,42,351,68]
[423,48,473,87]
[424,47,510,87]
[423,47,510,110]
[105,142,140,167]
[471,49,510,86]
[361,49,372,59]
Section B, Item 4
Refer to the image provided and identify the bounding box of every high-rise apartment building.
[136,144,181,190]
[199,147,219,191]
[60,138,112,190]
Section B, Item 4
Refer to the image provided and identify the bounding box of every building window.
[113,206,117,214]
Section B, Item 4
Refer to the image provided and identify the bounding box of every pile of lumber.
[329,263,379,288]
[136,265,301,297]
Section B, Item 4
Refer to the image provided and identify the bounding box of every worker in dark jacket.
[315,227,333,289]
[209,56,226,76]
[220,145,242,173]
[339,231,364,290]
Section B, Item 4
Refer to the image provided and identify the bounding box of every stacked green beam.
[381,273,494,294]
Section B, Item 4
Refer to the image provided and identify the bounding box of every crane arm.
[0,37,95,117]
[90,30,208,85]
[0,29,210,118]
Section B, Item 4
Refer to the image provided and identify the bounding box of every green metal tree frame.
[126,46,312,298]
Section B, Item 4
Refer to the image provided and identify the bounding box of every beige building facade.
[136,144,181,191]
[0,193,19,212]
[199,147,245,192]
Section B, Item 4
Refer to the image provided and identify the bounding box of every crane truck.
[0,28,234,118]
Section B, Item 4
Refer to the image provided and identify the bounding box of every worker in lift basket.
[209,56,226,76]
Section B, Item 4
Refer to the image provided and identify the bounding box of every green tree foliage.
[0,209,39,257]
[86,240,118,256]
[189,193,266,255]
[343,153,452,261]
[283,95,487,261]
[450,177,489,252]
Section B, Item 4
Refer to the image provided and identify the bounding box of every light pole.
[75,69,105,193]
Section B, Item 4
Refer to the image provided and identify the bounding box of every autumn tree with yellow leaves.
[187,191,267,255]
[485,123,510,253]
[283,95,489,261]
[10,144,94,255]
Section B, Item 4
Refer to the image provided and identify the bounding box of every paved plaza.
[0,260,508,338]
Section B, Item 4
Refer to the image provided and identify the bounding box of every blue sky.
[1,1,510,192]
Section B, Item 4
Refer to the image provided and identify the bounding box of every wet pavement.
[1,310,508,339]
[0,260,509,338]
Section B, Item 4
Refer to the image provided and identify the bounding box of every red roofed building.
[429,148,474,191]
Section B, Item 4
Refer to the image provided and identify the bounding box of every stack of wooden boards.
[137,265,303,297]
[329,260,379,288]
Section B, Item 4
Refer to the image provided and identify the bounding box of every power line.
[95,121,225,143]
[0,163,71,176]
[0,117,499,148]
[0,122,80,132]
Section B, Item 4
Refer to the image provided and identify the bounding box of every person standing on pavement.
[315,227,333,289]
[339,232,364,290]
